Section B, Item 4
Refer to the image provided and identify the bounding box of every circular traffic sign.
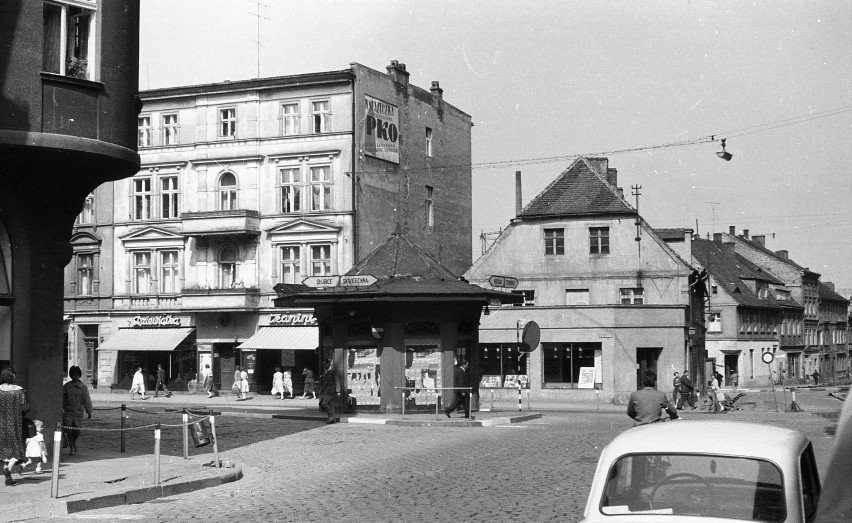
[761,351,774,364]
[521,321,540,352]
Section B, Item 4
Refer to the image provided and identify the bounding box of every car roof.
[602,421,810,461]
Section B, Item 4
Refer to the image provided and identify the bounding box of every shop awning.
[97,328,195,352]
[236,326,319,351]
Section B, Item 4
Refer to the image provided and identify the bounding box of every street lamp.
[716,138,733,161]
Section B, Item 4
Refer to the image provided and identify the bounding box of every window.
[133,178,152,220]
[565,289,590,306]
[137,116,152,147]
[219,108,236,138]
[160,251,180,293]
[511,289,535,307]
[708,312,722,332]
[133,251,152,294]
[311,100,331,133]
[479,344,528,384]
[542,343,600,386]
[160,176,179,219]
[425,127,433,156]
[162,114,178,145]
[279,167,303,213]
[309,166,332,211]
[43,1,95,80]
[425,186,434,227]
[219,172,238,210]
[282,102,300,135]
[589,227,610,255]
[620,287,644,305]
[310,245,331,276]
[544,228,564,255]
[711,284,718,295]
[280,246,301,284]
[76,253,94,295]
[77,193,95,225]
[219,247,237,288]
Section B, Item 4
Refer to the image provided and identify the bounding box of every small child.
[22,420,48,474]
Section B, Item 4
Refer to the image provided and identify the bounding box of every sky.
[140,0,851,290]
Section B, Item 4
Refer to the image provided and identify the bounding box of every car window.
[800,443,820,522]
[600,453,786,521]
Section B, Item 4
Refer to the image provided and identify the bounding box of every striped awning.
[97,328,195,352]
[236,327,319,351]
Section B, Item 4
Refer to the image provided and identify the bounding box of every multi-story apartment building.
[817,282,850,380]
[465,158,706,403]
[2,0,140,422]
[63,60,473,393]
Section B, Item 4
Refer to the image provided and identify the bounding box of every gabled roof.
[692,238,784,310]
[518,157,634,219]
[654,228,692,241]
[733,235,820,278]
[818,283,850,304]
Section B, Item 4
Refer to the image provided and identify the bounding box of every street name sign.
[488,275,519,289]
[303,275,339,288]
[340,275,377,287]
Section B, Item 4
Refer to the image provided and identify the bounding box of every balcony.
[181,286,261,310]
[181,210,261,238]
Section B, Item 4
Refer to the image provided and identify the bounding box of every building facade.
[465,158,706,404]
[1,0,140,423]
[63,61,473,393]
[817,282,850,381]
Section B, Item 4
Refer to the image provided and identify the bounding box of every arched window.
[0,219,12,363]
[219,246,238,288]
[219,172,238,211]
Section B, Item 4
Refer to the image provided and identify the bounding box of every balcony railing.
[181,286,261,309]
[181,209,261,237]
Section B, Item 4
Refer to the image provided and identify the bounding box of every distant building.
[817,282,850,380]
[1,0,140,422]
[63,61,473,392]
[465,158,706,403]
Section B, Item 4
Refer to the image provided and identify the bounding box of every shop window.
[160,250,180,293]
[219,172,238,210]
[219,107,236,138]
[542,342,600,387]
[76,193,95,225]
[133,177,151,220]
[309,165,333,211]
[43,1,96,80]
[478,344,528,388]
[160,176,180,219]
[589,227,610,255]
[404,322,440,337]
[282,102,300,135]
[309,244,331,276]
[511,289,535,307]
[137,116,152,147]
[405,344,441,406]
[424,186,434,227]
[279,245,301,284]
[132,251,152,294]
[619,287,644,305]
[544,228,564,255]
[76,253,94,295]
[311,100,331,133]
[162,114,179,145]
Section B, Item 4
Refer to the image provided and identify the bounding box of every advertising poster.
[405,345,441,405]
[364,95,400,164]
[578,366,596,388]
[347,347,380,406]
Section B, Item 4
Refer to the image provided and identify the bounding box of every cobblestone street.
[34,394,840,522]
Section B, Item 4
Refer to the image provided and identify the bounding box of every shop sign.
[269,312,317,326]
[364,95,399,164]
[132,315,181,328]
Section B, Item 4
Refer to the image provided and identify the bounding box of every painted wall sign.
[132,315,181,327]
[269,313,318,326]
[364,95,400,164]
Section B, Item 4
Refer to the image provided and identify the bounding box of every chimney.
[729,226,736,235]
[823,281,835,292]
[584,157,609,179]
[713,233,723,244]
[515,171,522,216]
[386,60,409,86]
[753,235,765,247]
[430,81,443,102]
[606,168,618,186]
[617,187,624,198]
[742,229,749,239]
[776,250,788,260]
[722,242,736,257]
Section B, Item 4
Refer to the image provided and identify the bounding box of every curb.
[65,466,243,514]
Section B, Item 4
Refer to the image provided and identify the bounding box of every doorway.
[636,347,661,388]
[723,354,739,386]
[213,343,239,390]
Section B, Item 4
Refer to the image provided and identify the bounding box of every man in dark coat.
[317,359,338,424]
[628,370,679,426]
[676,370,696,409]
[153,364,171,398]
[444,360,470,419]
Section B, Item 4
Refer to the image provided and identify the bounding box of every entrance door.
[215,344,237,390]
[636,347,661,388]
[723,354,739,386]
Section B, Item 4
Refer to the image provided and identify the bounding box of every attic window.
[733,286,741,293]
[711,285,718,295]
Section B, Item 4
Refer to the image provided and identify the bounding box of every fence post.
[490,388,494,412]
[182,409,189,460]
[120,404,126,453]
[50,422,61,498]
[526,387,530,411]
[154,423,161,484]
[209,410,220,469]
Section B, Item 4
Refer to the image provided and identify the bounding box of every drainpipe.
[351,73,358,265]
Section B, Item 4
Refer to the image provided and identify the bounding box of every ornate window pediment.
[70,231,102,253]
[266,218,341,244]
[119,226,185,250]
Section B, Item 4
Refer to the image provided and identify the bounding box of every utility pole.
[631,185,642,260]
[245,0,270,79]
[702,201,721,237]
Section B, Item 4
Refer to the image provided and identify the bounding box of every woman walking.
[300,367,316,399]
[129,366,146,400]
[62,366,92,455]
[201,364,214,398]
[0,367,28,486]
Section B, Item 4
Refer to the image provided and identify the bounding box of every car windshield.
[599,453,785,521]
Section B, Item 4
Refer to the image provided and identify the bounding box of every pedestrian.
[671,371,681,406]
[300,367,316,399]
[201,364,214,398]
[129,366,146,400]
[715,370,724,388]
[271,366,285,399]
[0,366,28,486]
[153,364,171,398]
[21,419,48,473]
[444,360,470,419]
[812,370,820,386]
[318,359,338,423]
[231,366,242,395]
[627,369,680,426]
[62,365,92,455]
[282,367,293,399]
[238,368,249,400]
[676,370,696,410]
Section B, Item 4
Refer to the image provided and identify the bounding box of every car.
[581,421,820,522]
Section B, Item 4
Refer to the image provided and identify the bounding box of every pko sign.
[364,95,399,164]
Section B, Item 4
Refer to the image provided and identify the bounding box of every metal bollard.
[490,388,494,412]
[401,389,406,419]
[154,423,161,484]
[50,422,61,498]
[182,409,189,460]
[209,411,220,469]
[526,387,530,411]
[120,404,126,453]
[518,384,522,412]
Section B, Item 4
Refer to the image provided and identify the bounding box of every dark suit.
[445,364,470,418]
[318,367,337,422]
[676,375,696,409]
